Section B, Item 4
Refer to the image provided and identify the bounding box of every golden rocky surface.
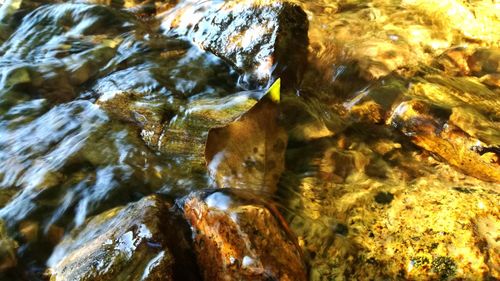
[281,131,499,280]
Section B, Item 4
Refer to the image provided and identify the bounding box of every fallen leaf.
[205,79,287,193]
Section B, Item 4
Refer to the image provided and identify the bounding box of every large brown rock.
[160,0,309,88]
[47,195,175,281]
[180,190,307,281]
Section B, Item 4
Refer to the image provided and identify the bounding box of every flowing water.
[0,0,499,280]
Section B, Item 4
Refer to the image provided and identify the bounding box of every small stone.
[334,223,348,236]
[19,221,39,242]
[374,191,394,205]
[431,256,457,280]
[467,48,500,77]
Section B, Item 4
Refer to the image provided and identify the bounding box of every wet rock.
[91,36,239,154]
[468,48,500,77]
[72,0,176,16]
[280,131,500,280]
[0,0,58,41]
[374,191,394,205]
[180,190,307,281]
[155,91,260,164]
[388,99,500,183]
[161,0,309,88]
[0,220,17,273]
[0,3,136,103]
[47,195,174,281]
[433,47,472,76]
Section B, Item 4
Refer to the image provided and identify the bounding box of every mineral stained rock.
[47,195,175,281]
[161,0,309,87]
[180,190,307,281]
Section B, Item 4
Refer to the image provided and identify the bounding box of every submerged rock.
[388,98,500,183]
[0,220,17,273]
[161,0,309,88]
[0,3,137,103]
[47,195,175,281]
[180,190,307,281]
[385,74,500,184]
[468,48,500,77]
[71,0,176,16]
[280,131,500,280]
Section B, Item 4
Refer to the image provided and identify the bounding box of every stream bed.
[0,0,499,280]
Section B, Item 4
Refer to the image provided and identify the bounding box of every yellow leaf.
[267,78,281,103]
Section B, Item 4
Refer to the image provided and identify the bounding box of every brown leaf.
[205,96,288,194]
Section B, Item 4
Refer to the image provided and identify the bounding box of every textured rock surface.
[161,0,309,87]
[0,220,17,273]
[280,130,500,280]
[387,81,500,183]
[180,190,307,281]
[47,195,175,281]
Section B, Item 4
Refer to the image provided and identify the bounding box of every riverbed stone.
[47,195,175,281]
[161,0,309,88]
[0,220,17,273]
[468,48,500,77]
[180,190,307,281]
[280,130,500,280]
[388,98,500,183]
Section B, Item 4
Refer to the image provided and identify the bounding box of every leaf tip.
[267,78,281,103]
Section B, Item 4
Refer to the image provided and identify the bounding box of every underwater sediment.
[0,0,498,280]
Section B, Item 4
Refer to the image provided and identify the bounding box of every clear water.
[0,0,498,280]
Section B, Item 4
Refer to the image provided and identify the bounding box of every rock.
[180,190,307,281]
[468,48,500,77]
[71,0,176,16]
[0,3,135,103]
[388,99,500,183]
[0,0,57,33]
[433,47,472,76]
[156,91,262,166]
[0,220,17,273]
[280,131,500,280]
[161,0,309,88]
[47,195,175,281]
[91,36,239,154]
